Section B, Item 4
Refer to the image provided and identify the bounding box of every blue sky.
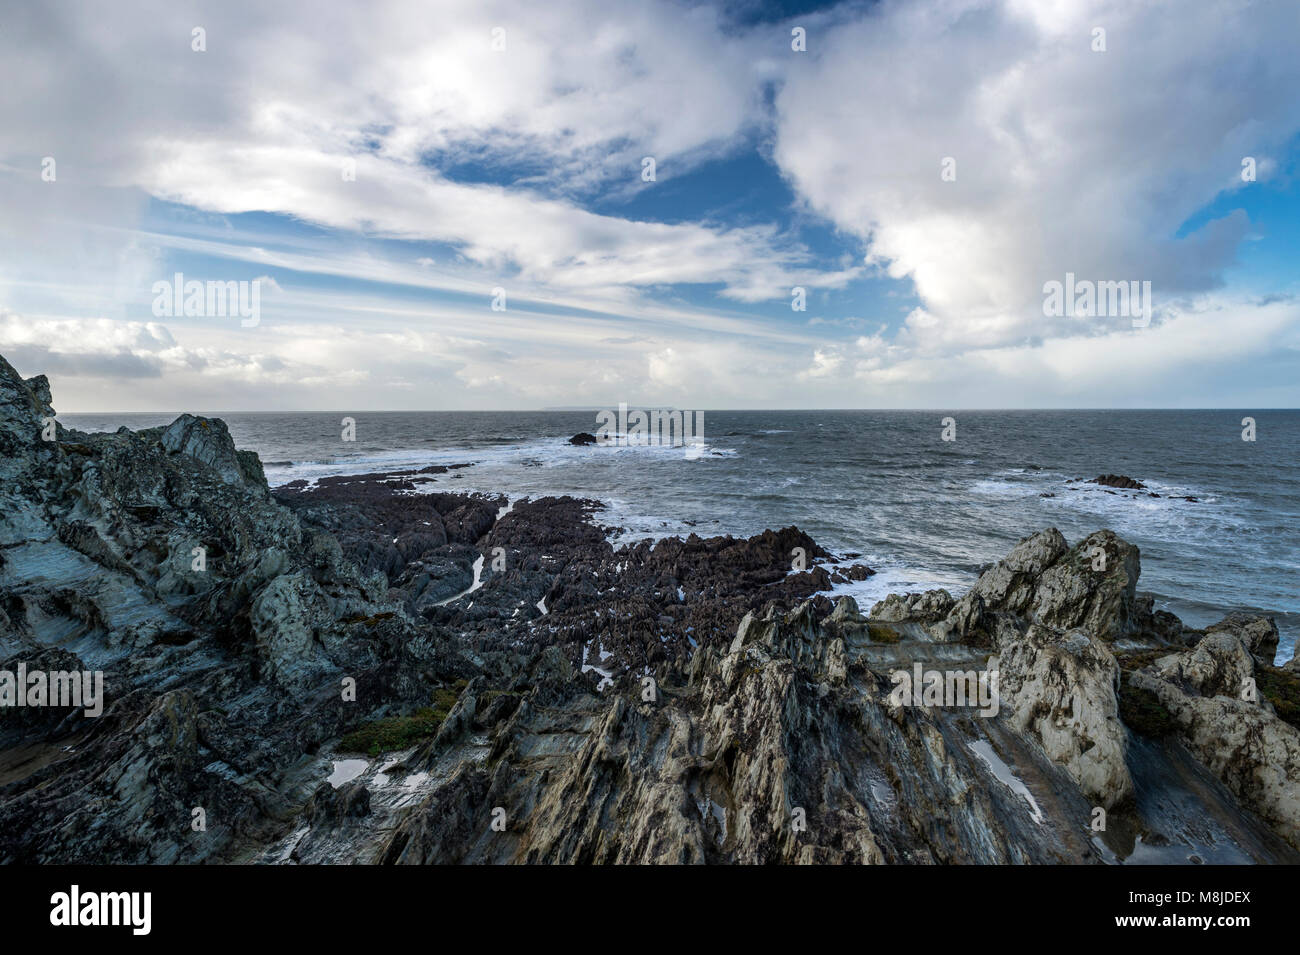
[1,0,1298,410]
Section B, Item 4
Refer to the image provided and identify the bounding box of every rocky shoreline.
[2,352,1298,864]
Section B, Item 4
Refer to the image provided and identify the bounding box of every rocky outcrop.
[962,528,1140,639]
[869,528,1180,649]
[1130,632,1300,847]
[1090,474,1146,490]
[871,589,954,623]
[1205,612,1281,668]
[159,413,266,489]
[991,626,1132,807]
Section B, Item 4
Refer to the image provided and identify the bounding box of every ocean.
[60,409,1300,662]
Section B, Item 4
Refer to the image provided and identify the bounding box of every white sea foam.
[264,434,736,488]
[819,556,972,614]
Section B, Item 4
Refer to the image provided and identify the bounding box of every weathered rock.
[967,529,1069,615]
[991,625,1133,807]
[249,571,328,684]
[160,413,265,489]
[1131,631,1300,848]
[1028,530,1140,638]
[949,529,1141,643]
[871,589,954,622]
[1205,612,1281,668]
[23,374,53,415]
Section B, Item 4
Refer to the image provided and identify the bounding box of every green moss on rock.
[1258,667,1300,730]
[866,623,901,644]
[338,684,464,756]
[1118,677,1175,737]
[338,708,444,756]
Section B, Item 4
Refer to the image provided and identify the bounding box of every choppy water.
[60,409,1300,662]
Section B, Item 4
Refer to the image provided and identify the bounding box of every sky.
[1,0,1298,411]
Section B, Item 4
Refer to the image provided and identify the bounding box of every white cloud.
[772,0,1300,354]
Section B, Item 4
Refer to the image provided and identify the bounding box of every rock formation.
[1,353,1297,865]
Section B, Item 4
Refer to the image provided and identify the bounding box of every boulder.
[1090,474,1146,490]
[1131,630,1300,848]
[870,589,954,622]
[948,529,1139,642]
[992,625,1133,807]
[1205,612,1280,668]
[160,413,261,487]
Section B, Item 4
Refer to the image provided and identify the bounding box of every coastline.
[56,408,1300,664]
[4,358,1300,864]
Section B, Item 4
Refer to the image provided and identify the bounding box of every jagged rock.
[1028,530,1140,638]
[991,625,1133,807]
[249,571,327,684]
[950,529,1140,642]
[945,592,987,643]
[1129,594,1194,644]
[23,374,53,415]
[966,529,1069,615]
[1146,632,1258,699]
[1205,612,1281,667]
[1131,631,1300,849]
[160,413,263,488]
[568,432,599,446]
[0,354,52,456]
[871,589,954,622]
[823,596,868,637]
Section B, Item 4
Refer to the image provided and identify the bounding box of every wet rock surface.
[1090,474,1146,490]
[2,353,1298,864]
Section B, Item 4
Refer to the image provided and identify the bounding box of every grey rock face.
[1205,611,1281,668]
[870,589,954,622]
[958,528,1140,639]
[23,374,53,414]
[991,625,1132,807]
[160,413,264,489]
[1131,631,1300,848]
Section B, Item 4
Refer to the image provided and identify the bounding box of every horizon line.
[54,407,1300,415]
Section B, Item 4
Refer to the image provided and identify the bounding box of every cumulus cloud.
[772,0,1300,353]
